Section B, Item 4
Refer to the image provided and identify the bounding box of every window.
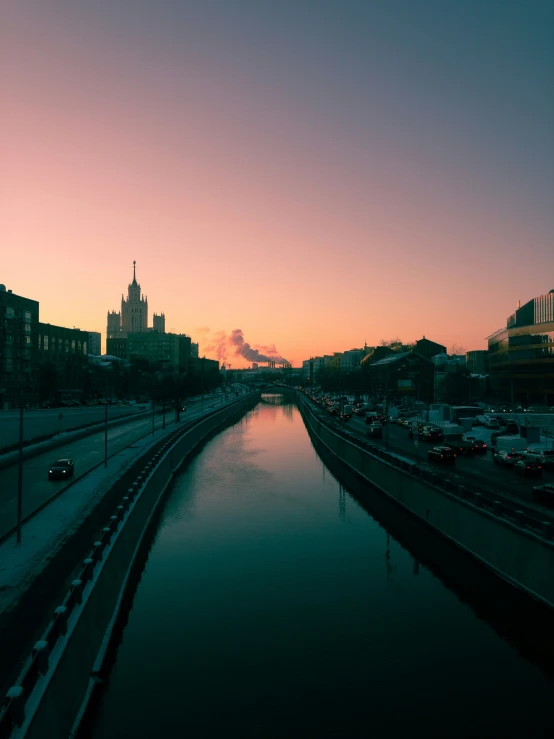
[44,336,49,350]
[6,307,14,319]
[38,334,42,350]
[65,340,69,353]
[23,311,31,321]
[71,340,75,353]
[24,323,31,333]
[83,342,87,354]
[24,335,31,345]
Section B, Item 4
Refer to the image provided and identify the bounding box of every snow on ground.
[0,400,226,617]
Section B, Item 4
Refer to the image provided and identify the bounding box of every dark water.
[87,397,554,739]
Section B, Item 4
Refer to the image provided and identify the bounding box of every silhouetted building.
[38,323,89,402]
[369,351,434,403]
[466,350,488,374]
[128,331,179,368]
[413,336,446,360]
[108,261,166,339]
[488,289,554,405]
[153,313,166,333]
[88,331,101,357]
[106,336,128,360]
[0,285,40,409]
[178,334,192,374]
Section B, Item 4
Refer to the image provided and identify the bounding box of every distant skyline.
[1,1,553,367]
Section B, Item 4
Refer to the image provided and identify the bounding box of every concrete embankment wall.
[298,396,554,609]
[3,395,258,739]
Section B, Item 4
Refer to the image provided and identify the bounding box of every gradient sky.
[1,1,553,366]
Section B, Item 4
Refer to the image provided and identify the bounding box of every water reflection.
[85,399,554,739]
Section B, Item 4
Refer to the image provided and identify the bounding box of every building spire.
[132,260,137,285]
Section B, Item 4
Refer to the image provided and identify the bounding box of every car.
[463,435,487,453]
[521,448,554,469]
[514,460,543,477]
[48,458,75,480]
[443,437,474,455]
[427,446,456,465]
[521,448,547,465]
[484,418,501,429]
[490,431,505,447]
[420,428,444,443]
[367,422,383,438]
[493,451,522,467]
[533,484,554,507]
[340,412,351,421]
[541,450,554,470]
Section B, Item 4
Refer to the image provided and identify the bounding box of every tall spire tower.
[121,260,148,335]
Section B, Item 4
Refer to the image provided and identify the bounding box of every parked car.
[484,418,501,429]
[427,446,456,465]
[493,451,523,467]
[514,460,543,478]
[462,435,487,453]
[367,423,383,439]
[48,458,75,480]
[533,484,554,507]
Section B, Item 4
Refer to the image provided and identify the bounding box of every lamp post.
[152,374,156,436]
[104,366,112,468]
[16,381,24,544]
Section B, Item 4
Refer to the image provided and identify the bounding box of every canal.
[84,395,554,738]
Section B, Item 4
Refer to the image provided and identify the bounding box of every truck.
[494,436,527,453]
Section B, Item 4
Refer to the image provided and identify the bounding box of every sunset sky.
[1,1,553,367]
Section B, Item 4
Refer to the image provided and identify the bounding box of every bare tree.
[449,343,466,356]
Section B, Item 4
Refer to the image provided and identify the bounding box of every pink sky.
[1,3,553,367]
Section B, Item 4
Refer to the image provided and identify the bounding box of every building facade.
[0,285,40,409]
[106,337,128,360]
[88,331,101,357]
[488,289,554,405]
[466,350,488,375]
[127,331,179,368]
[369,351,434,404]
[38,323,89,402]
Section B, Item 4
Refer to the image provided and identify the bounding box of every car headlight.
[49,469,53,473]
